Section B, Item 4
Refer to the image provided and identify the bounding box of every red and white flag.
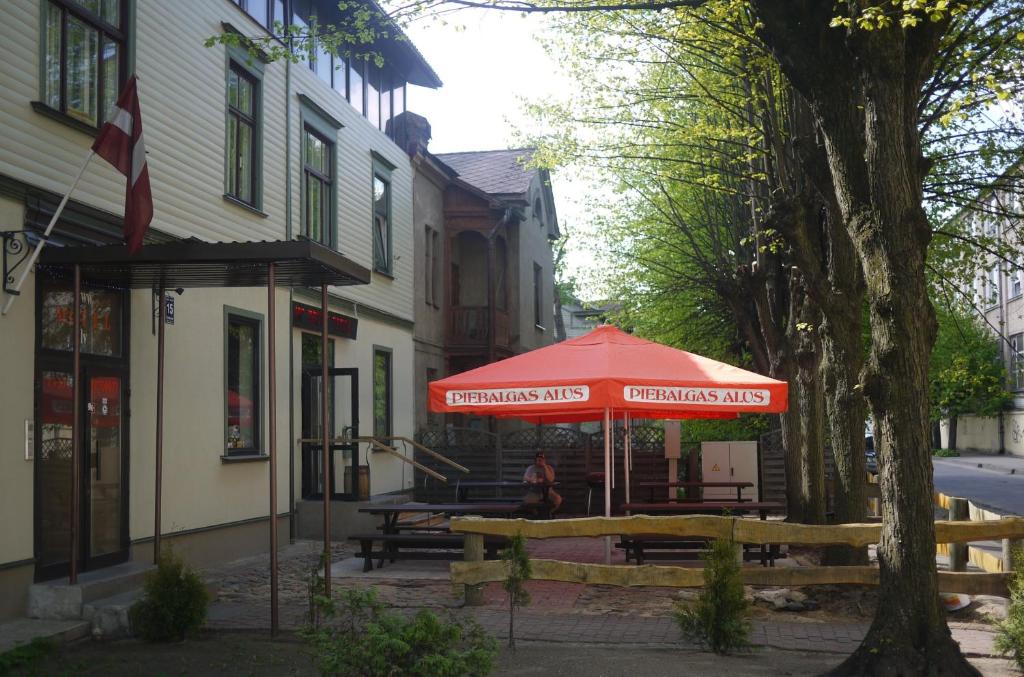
[91,75,152,254]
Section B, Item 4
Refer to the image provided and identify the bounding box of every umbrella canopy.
[429,325,787,423]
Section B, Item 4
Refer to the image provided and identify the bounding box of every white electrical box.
[663,420,681,459]
[700,441,758,501]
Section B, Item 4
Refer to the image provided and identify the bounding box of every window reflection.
[41,285,123,357]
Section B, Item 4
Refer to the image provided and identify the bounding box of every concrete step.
[81,589,142,640]
[27,561,154,621]
[0,617,90,655]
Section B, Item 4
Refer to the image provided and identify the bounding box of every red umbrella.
[429,325,788,559]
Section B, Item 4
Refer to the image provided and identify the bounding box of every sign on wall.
[164,294,175,325]
[291,302,358,340]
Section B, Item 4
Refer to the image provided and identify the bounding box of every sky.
[402,11,603,299]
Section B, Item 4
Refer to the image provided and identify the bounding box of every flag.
[91,75,152,254]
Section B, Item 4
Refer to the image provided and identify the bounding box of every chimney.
[388,111,432,157]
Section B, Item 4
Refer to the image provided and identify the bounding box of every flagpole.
[1,150,95,316]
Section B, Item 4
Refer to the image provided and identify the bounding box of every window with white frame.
[987,267,1000,307]
[1010,333,1024,391]
[1012,262,1023,299]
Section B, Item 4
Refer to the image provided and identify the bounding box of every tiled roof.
[434,148,536,196]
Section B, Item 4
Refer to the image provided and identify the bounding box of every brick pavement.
[202,539,1002,657]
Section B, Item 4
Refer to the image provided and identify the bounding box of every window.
[313,42,332,84]
[534,198,544,228]
[301,332,333,367]
[226,312,261,454]
[226,62,260,206]
[1011,334,1024,391]
[372,168,392,274]
[348,58,365,115]
[987,267,1000,307]
[366,64,380,130]
[333,55,348,99]
[303,127,333,245]
[42,0,126,128]
[425,225,440,307]
[533,262,544,328]
[231,0,284,30]
[1012,261,1023,299]
[373,348,392,440]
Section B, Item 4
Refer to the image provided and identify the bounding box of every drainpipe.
[999,214,1008,454]
[285,57,297,539]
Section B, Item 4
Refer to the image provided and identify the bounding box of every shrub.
[301,587,497,676]
[996,549,1024,669]
[501,533,532,650]
[933,448,960,457]
[0,638,55,675]
[674,537,749,654]
[129,548,210,642]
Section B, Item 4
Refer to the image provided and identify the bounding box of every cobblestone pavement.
[203,539,1002,657]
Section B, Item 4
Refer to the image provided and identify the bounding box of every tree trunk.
[750,3,978,673]
[795,304,827,525]
[821,312,868,565]
[947,415,958,452]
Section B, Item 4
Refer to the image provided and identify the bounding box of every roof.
[38,238,371,289]
[434,148,537,196]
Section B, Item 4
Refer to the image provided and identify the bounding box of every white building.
[0,0,440,620]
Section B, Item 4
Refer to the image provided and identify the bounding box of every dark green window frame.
[224,54,263,209]
[224,307,264,457]
[371,154,395,275]
[299,96,342,249]
[373,346,392,441]
[39,0,130,132]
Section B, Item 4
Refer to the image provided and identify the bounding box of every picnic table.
[634,481,754,503]
[454,480,561,503]
[618,501,786,566]
[351,502,521,572]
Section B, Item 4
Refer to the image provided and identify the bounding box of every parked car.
[865,433,877,474]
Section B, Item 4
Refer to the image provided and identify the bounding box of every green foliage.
[129,548,210,642]
[0,638,55,676]
[300,587,497,677]
[500,533,532,650]
[933,448,960,457]
[929,306,1012,421]
[679,416,770,445]
[996,549,1024,669]
[674,537,749,655]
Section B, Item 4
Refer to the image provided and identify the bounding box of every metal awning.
[38,238,371,288]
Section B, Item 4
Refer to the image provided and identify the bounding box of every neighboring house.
[0,0,440,620]
[393,119,560,431]
[561,302,618,340]
[941,170,1024,454]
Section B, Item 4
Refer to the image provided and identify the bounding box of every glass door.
[37,370,75,574]
[86,372,127,566]
[301,368,359,500]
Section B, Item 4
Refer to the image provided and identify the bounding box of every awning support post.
[321,284,331,598]
[624,413,631,510]
[70,264,81,583]
[603,406,611,565]
[154,285,165,563]
[268,263,279,635]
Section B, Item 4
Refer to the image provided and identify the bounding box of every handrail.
[379,435,471,474]
[449,514,1024,546]
[297,436,448,484]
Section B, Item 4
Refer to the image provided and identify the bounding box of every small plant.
[501,533,532,650]
[996,549,1024,668]
[676,487,687,500]
[0,637,55,675]
[301,587,497,676]
[129,547,210,642]
[675,537,749,655]
[933,448,960,457]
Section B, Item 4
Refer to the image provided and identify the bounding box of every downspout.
[999,215,1008,454]
[285,57,297,540]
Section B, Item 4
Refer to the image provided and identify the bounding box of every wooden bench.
[616,534,787,566]
[348,533,509,572]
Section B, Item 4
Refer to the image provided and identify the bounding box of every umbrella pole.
[603,406,611,564]
[624,413,631,510]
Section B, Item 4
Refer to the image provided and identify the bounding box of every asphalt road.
[933,457,1024,516]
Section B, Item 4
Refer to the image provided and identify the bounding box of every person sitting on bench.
[523,452,562,514]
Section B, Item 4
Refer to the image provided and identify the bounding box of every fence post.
[1002,513,1023,573]
[948,497,969,573]
[464,533,485,606]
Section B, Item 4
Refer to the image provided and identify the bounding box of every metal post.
[70,264,81,584]
[321,284,331,597]
[268,264,279,635]
[624,413,631,508]
[154,286,165,563]
[948,497,968,572]
[603,406,611,564]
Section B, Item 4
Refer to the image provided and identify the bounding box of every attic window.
[534,198,544,228]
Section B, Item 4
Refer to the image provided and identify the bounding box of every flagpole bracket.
[2,230,35,296]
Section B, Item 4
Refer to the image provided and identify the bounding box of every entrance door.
[301,368,359,500]
[36,369,129,579]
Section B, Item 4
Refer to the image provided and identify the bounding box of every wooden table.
[618,501,786,566]
[634,481,754,503]
[454,480,529,503]
[359,502,523,535]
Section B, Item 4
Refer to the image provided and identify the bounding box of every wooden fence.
[449,515,1024,601]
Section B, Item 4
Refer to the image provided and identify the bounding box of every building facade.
[941,175,1024,454]
[397,126,561,432]
[0,0,439,620]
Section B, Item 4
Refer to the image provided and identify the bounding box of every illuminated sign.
[291,302,358,340]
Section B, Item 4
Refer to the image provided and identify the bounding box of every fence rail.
[450,514,1024,599]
